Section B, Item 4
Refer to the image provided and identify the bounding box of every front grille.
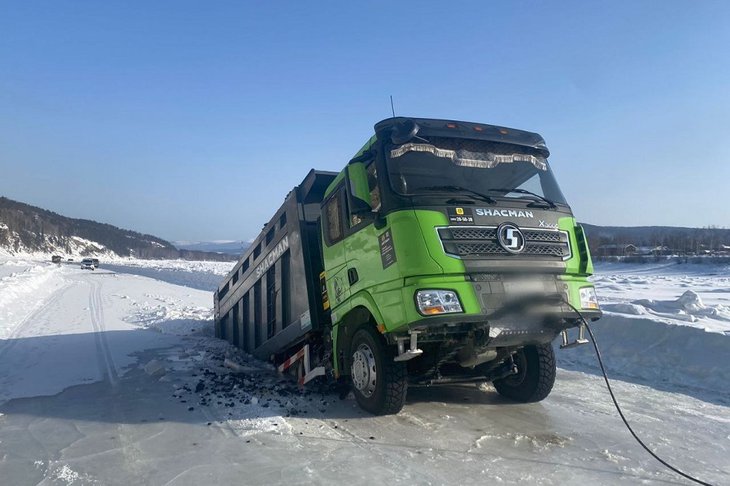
[524,242,570,257]
[439,226,571,259]
[441,227,497,240]
[522,230,563,242]
[454,242,503,255]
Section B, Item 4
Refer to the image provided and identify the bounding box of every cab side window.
[324,189,344,245]
[349,161,380,228]
[367,162,381,211]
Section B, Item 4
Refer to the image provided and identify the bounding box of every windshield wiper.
[419,185,496,204]
[486,188,557,209]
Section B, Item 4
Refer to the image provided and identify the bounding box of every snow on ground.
[594,261,730,332]
[0,256,728,485]
[104,258,233,291]
[0,260,214,404]
[0,260,66,341]
[558,261,730,405]
[105,257,233,276]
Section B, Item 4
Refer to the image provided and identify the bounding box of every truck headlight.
[579,286,599,310]
[416,290,463,316]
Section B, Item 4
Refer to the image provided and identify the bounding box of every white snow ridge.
[631,289,730,323]
[561,263,730,400]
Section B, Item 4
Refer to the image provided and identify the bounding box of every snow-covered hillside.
[0,257,727,485]
[0,196,174,258]
[0,232,117,259]
[0,196,234,261]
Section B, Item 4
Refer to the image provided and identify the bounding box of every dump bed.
[214,169,337,360]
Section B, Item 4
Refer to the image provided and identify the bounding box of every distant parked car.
[51,255,62,264]
[67,258,74,262]
[80,258,96,270]
[92,258,100,268]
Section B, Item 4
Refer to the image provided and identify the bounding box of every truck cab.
[321,117,600,413]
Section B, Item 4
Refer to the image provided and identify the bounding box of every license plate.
[503,280,545,294]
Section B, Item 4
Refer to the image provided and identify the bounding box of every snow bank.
[0,263,54,310]
[557,312,730,401]
[561,263,730,401]
[601,290,730,330]
[0,262,63,339]
[109,258,233,275]
[125,292,213,336]
[105,259,232,291]
[634,290,730,322]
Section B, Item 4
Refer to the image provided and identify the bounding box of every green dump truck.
[214,117,601,415]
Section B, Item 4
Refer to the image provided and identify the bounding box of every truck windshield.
[386,137,568,206]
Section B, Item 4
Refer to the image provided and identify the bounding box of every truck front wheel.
[350,326,407,415]
[493,343,556,403]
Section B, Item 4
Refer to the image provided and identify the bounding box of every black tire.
[493,343,556,403]
[349,326,407,415]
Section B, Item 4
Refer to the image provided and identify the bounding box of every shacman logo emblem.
[497,223,526,254]
[455,207,464,215]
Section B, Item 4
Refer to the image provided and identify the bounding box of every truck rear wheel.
[350,326,407,415]
[493,343,556,403]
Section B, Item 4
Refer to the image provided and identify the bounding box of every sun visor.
[374,117,550,157]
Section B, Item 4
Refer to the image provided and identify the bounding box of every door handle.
[347,268,359,285]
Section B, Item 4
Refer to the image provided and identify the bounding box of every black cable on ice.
[565,302,714,486]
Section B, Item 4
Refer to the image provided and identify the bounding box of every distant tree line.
[581,223,730,256]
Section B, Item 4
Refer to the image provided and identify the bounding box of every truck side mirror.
[346,163,374,216]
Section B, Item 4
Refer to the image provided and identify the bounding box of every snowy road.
[0,267,191,403]
[0,260,728,485]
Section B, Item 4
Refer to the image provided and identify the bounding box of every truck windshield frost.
[386,137,568,206]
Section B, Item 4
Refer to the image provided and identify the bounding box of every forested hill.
[0,196,234,261]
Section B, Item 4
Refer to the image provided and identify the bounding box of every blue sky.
[2,1,729,241]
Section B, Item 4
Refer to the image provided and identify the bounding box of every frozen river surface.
[0,259,727,485]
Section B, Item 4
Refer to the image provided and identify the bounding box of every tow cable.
[564,301,714,486]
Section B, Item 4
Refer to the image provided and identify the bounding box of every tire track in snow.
[0,280,72,362]
[88,278,118,386]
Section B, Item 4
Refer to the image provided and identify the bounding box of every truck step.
[394,331,424,362]
[560,324,590,349]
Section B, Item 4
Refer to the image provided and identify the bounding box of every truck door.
[321,183,350,309]
[342,161,396,295]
